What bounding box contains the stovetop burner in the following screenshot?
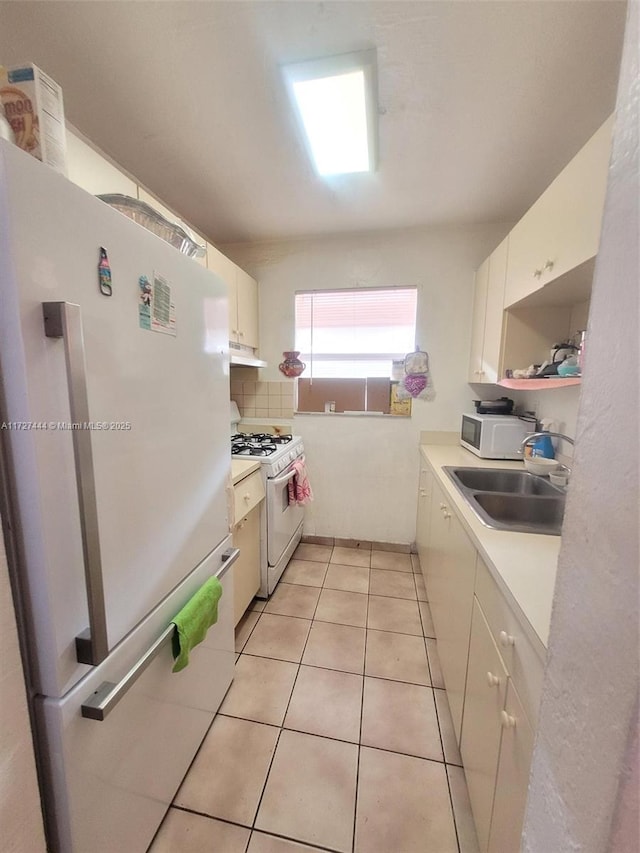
[231,432,293,456]
[232,443,278,456]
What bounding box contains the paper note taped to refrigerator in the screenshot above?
[150,273,176,336]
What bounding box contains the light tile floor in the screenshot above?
[149,545,480,853]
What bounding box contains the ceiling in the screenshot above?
[0,1,626,244]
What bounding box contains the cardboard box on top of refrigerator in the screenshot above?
[0,63,67,175]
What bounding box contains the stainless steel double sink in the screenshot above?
[443,467,566,535]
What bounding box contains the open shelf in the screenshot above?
[498,377,581,390]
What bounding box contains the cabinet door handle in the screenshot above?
[420,489,428,496]
[533,268,543,278]
[487,671,501,687]
[439,502,447,510]
[499,630,516,647]
[501,710,517,728]
[544,259,554,272]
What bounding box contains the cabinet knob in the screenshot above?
[439,502,447,510]
[420,489,428,497]
[244,493,251,501]
[487,671,501,688]
[239,331,244,337]
[544,259,554,271]
[499,630,516,647]
[533,268,543,278]
[501,710,517,728]
[442,510,451,519]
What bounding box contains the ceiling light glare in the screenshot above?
[284,51,378,177]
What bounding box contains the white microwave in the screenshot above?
[460,413,533,459]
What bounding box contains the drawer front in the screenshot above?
[233,470,265,521]
[475,557,545,727]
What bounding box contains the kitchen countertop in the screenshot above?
[231,458,261,485]
[420,444,561,656]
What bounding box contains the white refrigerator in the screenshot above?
[0,139,236,852]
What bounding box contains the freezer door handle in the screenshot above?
[80,548,240,721]
[43,301,108,667]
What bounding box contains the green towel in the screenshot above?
[171,576,223,672]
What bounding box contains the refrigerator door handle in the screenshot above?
[43,301,108,667]
[80,548,240,721]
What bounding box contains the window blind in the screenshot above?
[295,287,417,379]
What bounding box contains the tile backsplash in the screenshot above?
[231,379,295,419]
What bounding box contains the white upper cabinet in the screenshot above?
[469,238,508,384]
[504,116,613,307]
[468,257,489,382]
[207,241,238,333]
[235,266,259,351]
[207,244,260,352]
[66,131,137,198]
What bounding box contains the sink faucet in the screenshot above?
[520,431,575,453]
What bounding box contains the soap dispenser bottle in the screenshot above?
[531,418,555,459]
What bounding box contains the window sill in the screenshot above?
[294,411,411,419]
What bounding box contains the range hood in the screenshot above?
[230,352,267,368]
[229,349,267,368]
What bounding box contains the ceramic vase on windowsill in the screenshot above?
[279,351,306,378]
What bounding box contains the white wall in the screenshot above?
[223,223,508,543]
[0,526,46,852]
[523,2,639,850]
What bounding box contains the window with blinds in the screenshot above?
[294,287,418,379]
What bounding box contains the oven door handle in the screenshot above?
[271,468,297,486]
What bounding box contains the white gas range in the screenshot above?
[231,411,305,597]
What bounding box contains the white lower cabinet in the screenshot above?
[424,479,477,742]
[416,459,543,852]
[461,595,536,853]
[232,469,265,625]
[232,509,261,626]
[415,465,433,574]
[461,598,508,852]
[462,559,541,853]
[488,681,535,853]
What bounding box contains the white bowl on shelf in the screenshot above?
[524,457,560,476]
